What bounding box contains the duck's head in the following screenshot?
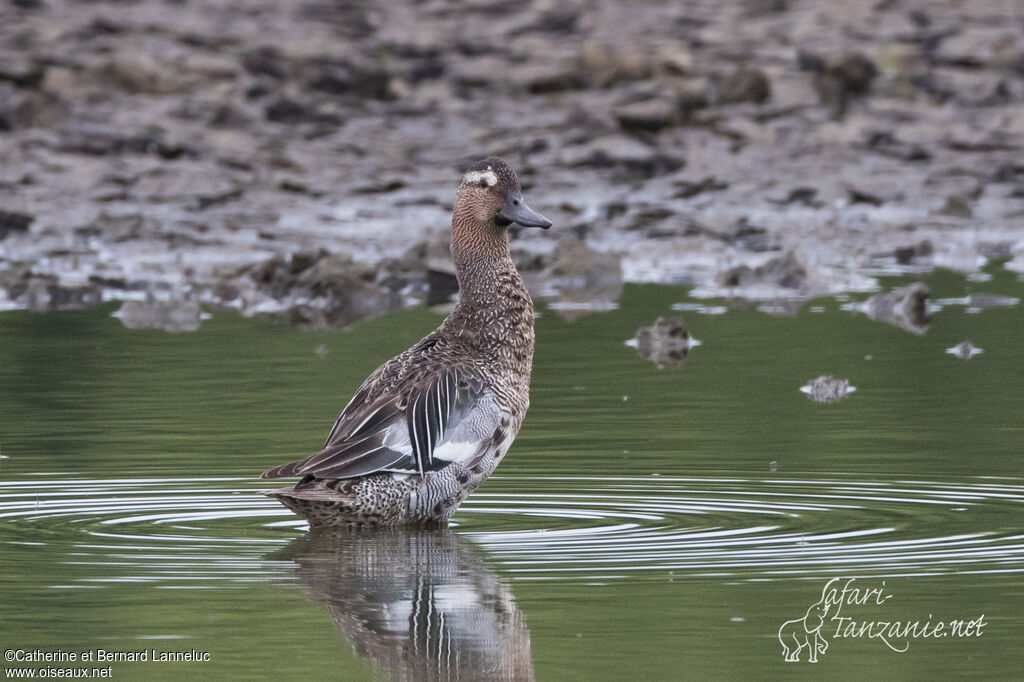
[456,157,552,230]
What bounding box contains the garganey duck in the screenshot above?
[262,157,551,527]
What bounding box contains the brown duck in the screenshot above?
[262,157,551,527]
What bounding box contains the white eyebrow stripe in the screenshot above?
[463,169,498,186]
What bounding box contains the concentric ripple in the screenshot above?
[1,475,1022,586]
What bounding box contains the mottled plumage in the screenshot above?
[263,157,551,527]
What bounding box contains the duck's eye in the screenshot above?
[478,179,488,188]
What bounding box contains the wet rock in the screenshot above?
[613,97,679,132]
[847,186,887,206]
[541,240,623,320]
[265,97,341,125]
[0,85,67,131]
[893,239,933,265]
[858,282,930,335]
[115,299,202,332]
[0,269,101,311]
[946,340,983,360]
[243,46,289,80]
[800,375,856,403]
[0,55,46,88]
[937,194,972,218]
[626,316,699,369]
[297,56,394,99]
[565,135,684,179]
[239,252,394,329]
[57,122,194,159]
[721,251,806,290]
[863,131,931,162]
[933,27,1024,69]
[672,176,729,199]
[714,67,771,105]
[725,219,779,253]
[94,57,191,95]
[805,52,877,118]
[0,211,33,240]
[510,61,586,94]
[767,187,818,207]
[991,164,1024,184]
[577,43,654,87]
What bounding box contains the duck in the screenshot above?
[262,157,552,527]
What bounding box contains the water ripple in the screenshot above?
[1,475,1022,585]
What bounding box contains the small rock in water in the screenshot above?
[800,375,856,403]
[858,282,930,335]
[946,341,983,360]
[626,316,700,368]
[769,460,778,472]
[314,344,328,358]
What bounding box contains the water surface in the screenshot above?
[1,269,1022,679]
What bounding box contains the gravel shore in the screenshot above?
[2,0,1022,327]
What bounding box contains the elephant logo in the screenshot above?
[779,578,838,663]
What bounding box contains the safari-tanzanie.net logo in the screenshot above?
[778,577,987,663]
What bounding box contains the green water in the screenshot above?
[1,270,1022,680]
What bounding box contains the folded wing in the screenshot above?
[262,368,484,481]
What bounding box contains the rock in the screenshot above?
[297,56,394,99]
[94,58,191,95]
[265,97,340,125]
[893,240,933,265]
[565,135,684,179]
[828,53,877,95]
[115,299,202,332]
[0,268,101,311]
[768,187,821,207]
[863,131,931,162]
[721,251,806,290]
[239,252,394,329]
[937,194,972,218]
[800,376,856,403]
[613,97,679,132]
[243,46,289,79]
[577,43,654,87]
[672,176,729,199]
[715,67,771,104]
[0,211,33,240]
[0,55,45,88]
[805,52,877,118]
[541,240,623,320]
[946,341,983,360]
[626,316,699,369]
[510,61,586,94]
[859,282,930,335]
[0,85,67,131]
[933,27,1024,68]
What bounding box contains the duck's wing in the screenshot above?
[261,367,487,481]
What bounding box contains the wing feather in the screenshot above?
[262,366,475,482]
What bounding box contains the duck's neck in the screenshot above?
[450,206,516,304]
[445,208,534,364]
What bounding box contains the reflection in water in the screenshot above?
[852,282,931,335]
[625,315,700,368]
[276,529,534,682]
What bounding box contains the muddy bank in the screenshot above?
[2,0,1023,326]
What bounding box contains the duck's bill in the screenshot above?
[499,192,552,229]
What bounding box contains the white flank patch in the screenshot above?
[433,441,483,464]
[463,167,498,186]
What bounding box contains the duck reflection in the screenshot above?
[277,528,533,681]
